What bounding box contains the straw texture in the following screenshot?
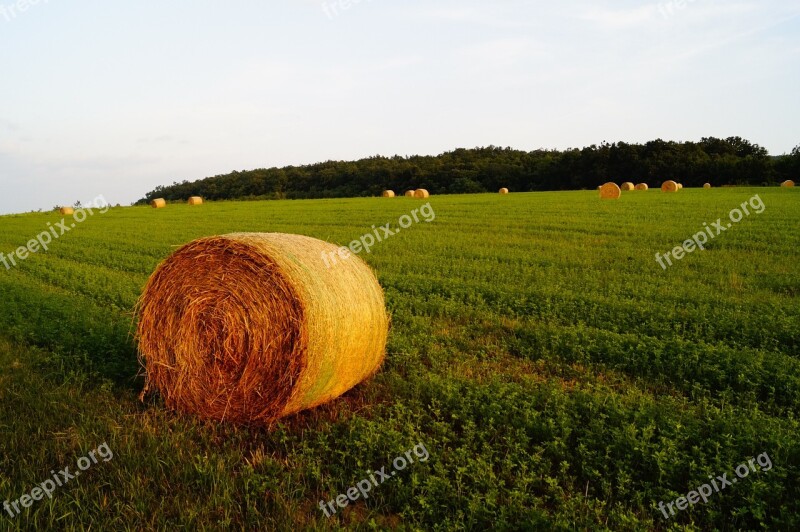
[782,180,795,188]
[414,189,430,199]
[59,207,74,215]
[499,188,509,195]
[621,182,635,191]
[188,197,203,205]
[151,199,167,208]
[135,233,389,424]
[661,181,679,193]
[404,190,415,197]
[703,183,712,189]
[634,183,648,191]
[599,182,621,199]
[382,190,396,198]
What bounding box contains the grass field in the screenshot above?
[0,188,798,530]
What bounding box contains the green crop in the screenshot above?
[0,188,797,530]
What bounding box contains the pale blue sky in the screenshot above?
[1,0,798,214]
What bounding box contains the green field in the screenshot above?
[0,189,798,530]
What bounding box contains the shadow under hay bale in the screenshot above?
[135,232,389,425]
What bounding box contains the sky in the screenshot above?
[0,0,798,214]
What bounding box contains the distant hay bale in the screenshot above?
[621,182,635,191]
[135,233,389,425]
[150,199,167,208]
[414,189,430,199]
[677,183,683,190]
[599,182,621,199]
[703,183,712,189]
[499,188,509,194]
[404,190,415,197]
[382,190,396,198]
[634,183,649,191]
[661,180,679,193]
[188,197,203,205]
[59,207,74,215]
[782,180,795,188]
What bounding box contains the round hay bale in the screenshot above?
[59,207,74,216]
[677,183,683,190]
[404,190,415,197]
[135,233,389,425]
[599,182,621,200]
[703,183,712,189]
[661,180,679,193]
[381,190,395,198]
[499,188,509,195]
[621,182,635,191]
[414,189,430,199]
[782,180,795,188]
[634,183,649,191]
[150,199,167,209]
[188,196,203,205]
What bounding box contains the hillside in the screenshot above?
[138,138,800,204]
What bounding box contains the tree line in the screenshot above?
[138,137,799,203]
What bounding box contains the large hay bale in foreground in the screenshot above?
[635,183,648,191]
[135,233,389,424]
[703,183,712,189]
[188,196,203,205]
[59,207,74,216]
[661,181,679,193]
[404,190,415,197]
[599,182,621,199]
[414,189,430,199]
[382,190,395,198]
[150,199,167,208]
[782,180,795,188]
[499,188,509,194]
[621,182,635,191]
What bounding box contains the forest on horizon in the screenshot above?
[139,137,800,203]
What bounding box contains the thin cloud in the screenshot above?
[579,5,659,30]
[405,4,543,29]
[415,6,487,23]
[0,118,20,133]
[136,135,188,145]
[458,37,550,69]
